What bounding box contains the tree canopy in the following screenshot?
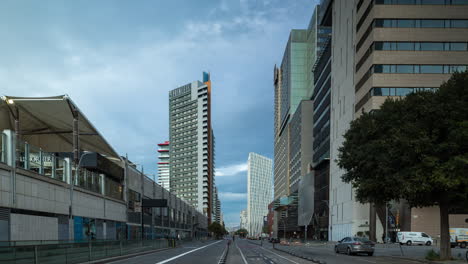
[337,71,468,259]
[235,228,248,237]
[208,222,227,239]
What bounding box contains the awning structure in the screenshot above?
[0,95,120,161]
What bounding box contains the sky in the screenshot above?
[0,0,317,228]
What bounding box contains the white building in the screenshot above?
[247,153,273,237]
[157,141,170,191]
[240,210,248,230]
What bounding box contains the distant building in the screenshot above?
[240,210,248,230]
[247,153,273,237]
[157,141,170,191]
[169,72,215,220]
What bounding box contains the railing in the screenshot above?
[0,239,176,264]
[17,140,70,184]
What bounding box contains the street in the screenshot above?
[103,238,468,264]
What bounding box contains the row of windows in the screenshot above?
[375,19,468,29]
[357,19,468,52]
[376,0,468,4]
[356,64,467,91]
[374,64,467,74]
[355,87,437,112]
[356,42,468,72]
[375,41,468,51]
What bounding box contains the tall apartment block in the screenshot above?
[169,72,215,221]
[325,0,468,241]
[247,153,273,237]
[157,141,170,191]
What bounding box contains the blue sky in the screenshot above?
[0,0,317,227]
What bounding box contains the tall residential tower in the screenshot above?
[169,72,215,220]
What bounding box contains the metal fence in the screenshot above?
[0,239,175,264]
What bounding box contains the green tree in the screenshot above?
[235,228,248,238]
[337,71,468,260]
[208,222,226,239]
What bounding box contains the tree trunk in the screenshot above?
[369,203,377,242]
[439,201,451,260]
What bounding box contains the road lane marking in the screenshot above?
[259,247,300,264]
[155,240,223,264]
[235,241,249,264]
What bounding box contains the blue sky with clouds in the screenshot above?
[0,0,317,227]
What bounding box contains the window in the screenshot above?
[396,42,414,50]
[396,65,414,73]
[420,42,444,51]
[420,20,445,28]
[420,65,443,73]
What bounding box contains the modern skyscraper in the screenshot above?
[327,0,468,241]
[273,5,331,239]
[169,72,215,220]
[247,153,273,237]
[157,141,170,191]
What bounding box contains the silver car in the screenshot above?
[335,237,375,256]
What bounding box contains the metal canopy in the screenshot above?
[0,95,120,160]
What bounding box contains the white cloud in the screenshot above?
[219,192,247,201]
[216,163,248,177]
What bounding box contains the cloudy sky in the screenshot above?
[0,0,316,227]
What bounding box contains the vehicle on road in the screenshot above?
[269,237,280,243]
[397,232,433,246]
[334,237,375,256]
[450,228,468,248]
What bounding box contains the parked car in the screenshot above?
[450,228,468,248]
[397,232,433,246]
[335,237,375,256]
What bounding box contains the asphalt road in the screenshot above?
[227,239,310,264]
[108,240,227,264]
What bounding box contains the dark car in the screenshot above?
[269,238,280,243]
[335,237,375,256]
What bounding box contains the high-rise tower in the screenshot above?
[247,153,273,237]
[169,72,215,220]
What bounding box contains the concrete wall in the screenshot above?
[330,0,372,241]
[10,213,58,241]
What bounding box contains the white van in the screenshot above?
[397,232,433,246]
[450,228,468,248]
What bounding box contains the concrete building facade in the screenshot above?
[247,153,273,237]
[169,72,215,221]
[327,0,468,241]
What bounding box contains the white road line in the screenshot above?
[259,247,300,264]
[235,241,249,264]
[349,257,376,264]
[155,240,223,264]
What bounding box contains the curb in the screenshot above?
[273,245,326,264]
